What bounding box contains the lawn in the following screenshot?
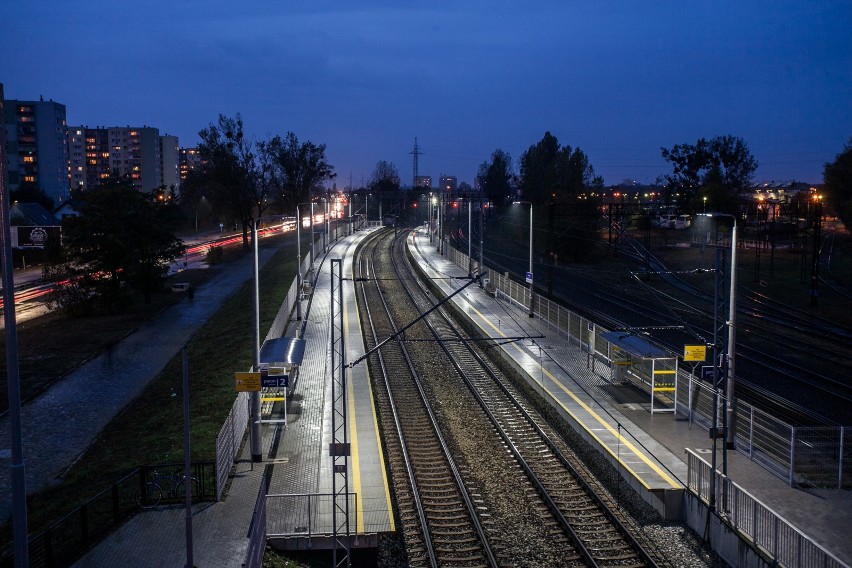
[0,234,299,549]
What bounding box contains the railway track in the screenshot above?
[355,227,674,567]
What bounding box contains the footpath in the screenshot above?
[0,234,289,523]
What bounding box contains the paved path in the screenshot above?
[0,238,291,522]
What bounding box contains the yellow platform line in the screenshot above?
[464,299,681,490]
[367,361,396,531]
[344,288,364,533]
[653,370,677,374]
[346,264,395,533]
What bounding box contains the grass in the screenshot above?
[0,234,298,551]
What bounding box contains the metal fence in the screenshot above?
[450,240,851,488]
[0,462,216,568]
[244,473,268,568]
[266,492,360,538]
[686,449,848,568]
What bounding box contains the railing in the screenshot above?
[244,473,268,568]
[452,239,851,489]
[686,450,848,568]
[0,462,216,568]
[265,492,360,538]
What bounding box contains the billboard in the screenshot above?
[13,226,61,249]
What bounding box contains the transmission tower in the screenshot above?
[410,137,422,189]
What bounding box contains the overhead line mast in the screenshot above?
[410,137,422,189]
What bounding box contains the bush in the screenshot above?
[206,246,224,264]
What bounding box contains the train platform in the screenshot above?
[262,227,395,551]
[406,226,852,563]
[74,227,394,566]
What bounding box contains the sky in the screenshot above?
[2,1,851,187]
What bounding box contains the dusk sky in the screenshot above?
[3,1,850,187]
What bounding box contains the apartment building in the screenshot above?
[3,97,70,206]
[68,126,176,192]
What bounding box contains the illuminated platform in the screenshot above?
[264,227,395,550]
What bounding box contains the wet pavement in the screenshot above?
[0,237,291,522]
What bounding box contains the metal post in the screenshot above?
[0,81,29,568]
[309,203,315,267]
[250,221,262,462]
[528,204,534,317]
[323,197,329,253]
[479,189,484,288]
[182,347,194,568]
[296,205,303,321]
[839,426,844,490]
[428,194,433,243]
[726,219,738,450]
[467,198,472,277]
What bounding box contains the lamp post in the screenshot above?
[513,201,534,318]
[250,219,262,462]
[706,213,737,449]
[467,197,472,277]
[295,203,312,321]
[703,196,707,213]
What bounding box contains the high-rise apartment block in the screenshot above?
[67,126,178,192]
[160,135,179,190]
[3,97,70,206]
[439,175,457,192]
[179,147,203,186]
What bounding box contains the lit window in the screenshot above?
[22,156,35,163]
[23,176,35,182]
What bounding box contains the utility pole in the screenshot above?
[1,82,30,568]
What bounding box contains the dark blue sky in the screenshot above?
[3,1,850,186]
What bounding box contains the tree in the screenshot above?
[10,181,54,211]
[273,132,336,210]
[370,161,400,192]
[48,175,185,312]
[477,149,513,211]
[519,132,599,204]
[196,113,274,247]
[823,140,852,230]
[660,135,757,205]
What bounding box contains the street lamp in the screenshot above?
[703,196,707,213]
[699,212,738,507]
[295,203,313,321]
[513,201,534,318]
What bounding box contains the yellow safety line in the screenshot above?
[343,294,364,533]
[351,257,396,532]
[464,299,681,490]
[260,397,285,402]
[367,359,396,531]
[652,388,676,392]
[653,370,677,374]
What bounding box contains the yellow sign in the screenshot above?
[683,345,707,362]
[235,372,261,392]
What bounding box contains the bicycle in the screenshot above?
[135,469,202,509]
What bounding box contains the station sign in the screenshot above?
[234,372,261,392]
[683,345,707,362]
[525,271,533,284]
[261,375,289,389]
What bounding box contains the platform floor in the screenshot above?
[264,227,394,547]
[406,226,852,562]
